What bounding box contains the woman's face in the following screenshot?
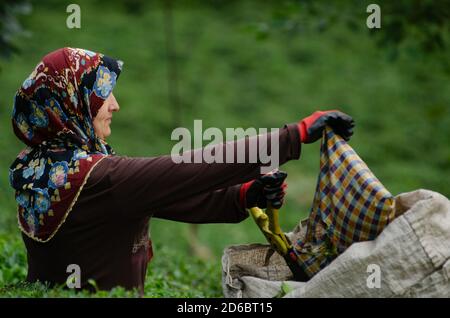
[93,93,120,140]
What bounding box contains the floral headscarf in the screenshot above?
[9,47,123,242]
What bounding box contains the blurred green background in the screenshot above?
[0,0,449,297]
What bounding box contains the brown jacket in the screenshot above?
[22,124,301,294]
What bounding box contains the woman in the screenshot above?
[9,47,354,294]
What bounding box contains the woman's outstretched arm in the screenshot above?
[82,123,300,219]
[152,184,247,223]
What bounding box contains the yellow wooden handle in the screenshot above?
[267,204,291,241]
[249,206,291,256]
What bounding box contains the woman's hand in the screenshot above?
[299,110,355,143]
[240,171,288,209]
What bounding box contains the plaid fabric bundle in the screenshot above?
[293,127,396,278]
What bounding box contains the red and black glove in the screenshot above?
[240,171,288,209]
[298,110,355,144]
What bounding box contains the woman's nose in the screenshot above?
[110,99,120,112]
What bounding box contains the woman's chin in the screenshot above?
[104,127,112,139]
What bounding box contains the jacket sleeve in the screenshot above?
[84,123,301,220]
[152,184,248,223]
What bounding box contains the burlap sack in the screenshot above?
[222,189,450,298]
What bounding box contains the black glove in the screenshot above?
[299,110,355,144]
[242,171,288,209]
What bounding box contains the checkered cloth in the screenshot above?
[293,127,396,278]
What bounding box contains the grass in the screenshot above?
[0,0,449,297]
[0,234,222,297]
